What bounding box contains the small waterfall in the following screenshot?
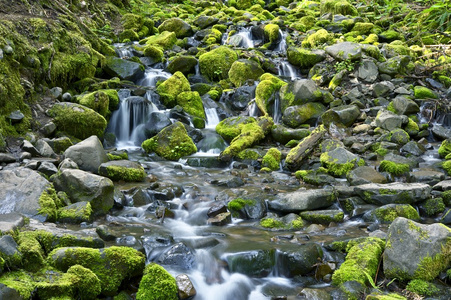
[205,108,220,129]
[273,30,287,53]
[272,92,282,124]
[139,68,172,87]
[228,28,255,49]
[114,43,135,59]
[278,61,300,80]
[108,92,157,148]
[247,100,261,118]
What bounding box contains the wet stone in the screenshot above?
[176,274,197,299]
[207,204,228,218]
[0,153,16,163]
[7,110,24,124]
[207,212,231,226]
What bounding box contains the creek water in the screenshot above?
[102,31,443,299]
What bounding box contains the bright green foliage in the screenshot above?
[438,139,451,158]
[136,264,177,300]
[264,24,279,43]
[199,46,238,81]
[0,270,35,299]
[379,160,410,176]
[143,45,164,62]
[156,71,191,107]
[301,29,333,48]
[142,122,197,161]
[260,218,284,228]
[142,31,177,50]
[443,160,451,175]
[406,279,440,297]
[414,86,438,99]
[300,210,344,224]
[104,165,146,182]
[261,148,281,171]
[228,59,264,87]
[67,265,102,300]
[332,238,385,286]
[176,91,206,119]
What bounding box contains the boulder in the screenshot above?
[142,122,197,161]
[157,243,195,270]
[21,140,40,156]
[270,125,311,144]
[0,235,22,269]
[225,250,275,277]
[143,31,177,50]
[64,136,108,174]
[357,59,378,83]
[268,188,336,213]
[0,283,21,300]
[0,168,50,217]
[325,42,362,61]
[391,95,419,115]
[278,243,324,277]
[320,147,362,177]
[383,217,451,281]
[287,47,326,69]
[156,71,191,108]
[48,102,107,140]
[166,56,198,76]
[228,59,264,87]
[225,85,256,111]
[37,161,58,177]
[355,183,431,205]
[0,153,16,163]
[409,170,445,186]
[199,46,238,81]
[325,104,361,127]
[104,56,144,81]
[300,209,344,224]
[0,213,25,234]
[378,55,410,75]
[282,103,326,128]
[36,139,55,157]
[176,274,197,299]
[158,18,193,38]
[144,112,172,138]
[193,15,218,29]
[347,166,387,186]
[57,201,92,224]
[136,263,178,300]
[363,204,420,223]
[279,79,323,111]
[98,160,146,182]
[375,109,403,131]
[372,81,395,97]
[207,212,232,226]
[52,169,114,216]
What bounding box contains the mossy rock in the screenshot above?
[320,147,362,177]
[143,45,164,63]
[48,246,145,296]
[98,160,146,182]
[379,160,410,176]
[104,56,144,81]
[119,29,139,42]
[368,204,420,223]
[263,23,280,44]
[156,71,191,107]
[261,148,281,171]
[438,139,451,158]
[282,102,326,128]
[48,102,107,140]
[300,209,344,224]
[301,29,333,48]
[320,0,358,16]
[228,59,264,87]
[414,86,438,99]
[142,122,197,161]
[143,31,177,50]
[199,46,238,81]
[136,264,177,300]
[255,73,287,115]
[352,22,374,35]
[166,55,197,76]
[287,47,326,69]
[77,91,110,118]
[57,201,93,224]
[157,18,193,38]
[216,116,257,142]
[176,91,206,119]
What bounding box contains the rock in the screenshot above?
[62,92,72,102]
[347,166,387,186]
[64,135,108,173]
[409,170,445,186]
[166,56,198,76]
[0,153,16,163]
[49,246,145,296]
[52,169,114,216]
[136,263,178,300]
[400,141,426,156]
[383,217,451,281]
[433,180,451,191]
[378,55,410,75]
[326,104,361,127]
[0,168,50,217]
[199,46,238,81]
[57,201,92,224]
[375,109,403,131]
[279,79,323,111]
[104,57,144,81]
[0,235,22,269]
[0,283,21,300]
[372,81,395,97]
[158,18,193,38]
[225,85,255,111]
[320,147,362,177]
[278,243,324,277]
[268,188,336,213]
[432,124,451,140]
[228,59,264,87]
[21,140,40,156]
[176,274,197,299]
[357,59,378,83]
[143,31,177,50]
[298,288,332,300]
[98,160,146,182]
[391,95,420,115]
[142,122,197,161]
[355,183,431,205]
[225,250,275,277]
[96,224,118,241]
[48,102,107,140]
[207,204,228,218]
[193,15,218,29]
[6,110,24,124]
[157,242,195,270]
[282,102,326,128]
[325,42,362,61]
[144,112,172,138]
[58,158,78,170]
[271,125,311,144]
[49,87,63,99]
[156,71,191,108]
[363,204,420,223]
[41,121,57,137]
[207,212,232,226]
[36,139,55,158]
[37,161,58,177]
[300,209,344,224]
[0,213,25,234]
[287,47,326,68]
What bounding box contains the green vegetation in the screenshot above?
[379,160,410,176]
[261,148,281,171]
[406,279,439,297]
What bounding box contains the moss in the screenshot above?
[228,198,256,212]
[301,29,333,48]
[422,198,445,216]
[404,118,419,136]
[142,31,177,50]
[156,71,191,107]
[105,165,146,182]
[0,270,35,299]
[228,59,264,87]
[264,24,279,44]
[301,210,344,224]
[236,148,262,160]
[374,205,419,223]
[414,86,438,99]
[38,187,62,222]
[48,246,145,296]
[176,91,206,119]
[220,120,266,159]
[119,29,139,42]
[442,190,451,206]
[365,294,406,300]
[107,152,128,161]
[17,232,46,272]
[352,22,374,35]
[198,46,238,81]
[320,152,357,177]
[328,71,344,91]
[413,238,451,281]
[332,238,385,286]
[321,0,358,16]
[442,160,451,175]
[379,160,410,176]
[58,202,92,224]
[255,73,287,115]
[136,263,177,300]
[77,91,110,118]
[260,218,284,229]
[143,45,164,62]
[216,116,257,142]
[48,103,107,140]
[207,89,220,100]
[438,139,451,158]
[142,122,197,161]
[261,148,281,171]
[406,279,439,297]
[66,265,101,300]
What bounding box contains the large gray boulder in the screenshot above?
[64,136,108,174]
[391,95,419,115]
[383,217,451,281]
[347,166,387,186]
[268,188,336,213]
[279,79,323,111]
[104,56,144,81]
[270,125,311,144]
[358,59,378,83]
[52,169,114,216]
[0,213,25,234]
[355,183,431,205]
[326,105,361,127]
[325,42,362,61]
[278,243,324,277]
[282,103,326,128]
[375,109,403,131]
[0,168,50,217]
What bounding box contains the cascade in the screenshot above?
[228,27,255,49]
[114,43,135,59]
[278,61,300,80]
[273,30,287,53]
[272,92,282,124]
